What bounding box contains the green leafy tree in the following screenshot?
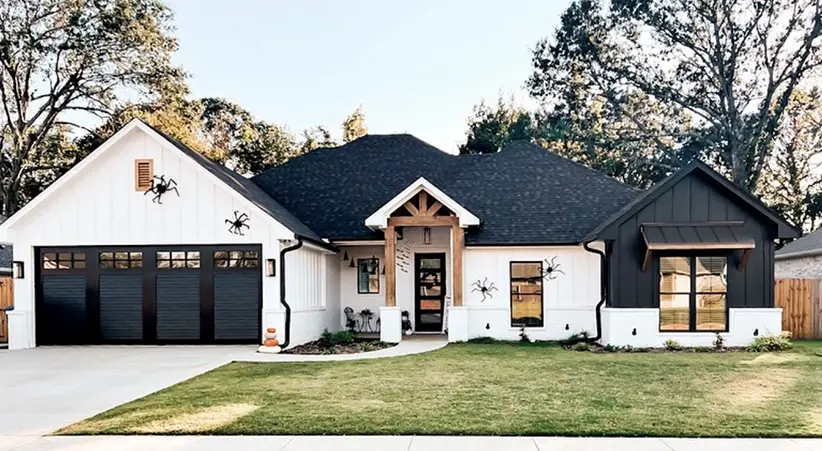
[759,89,822,230]
[300,125,337,153]
[199,98,298,174]
[0,0,183,214]
[459,96,537,155]
[528,0,822,192]
[342,106,367,142]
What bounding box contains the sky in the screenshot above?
[165,0,571,153]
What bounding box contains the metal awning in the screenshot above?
[639,221,755,271]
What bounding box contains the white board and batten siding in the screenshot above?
[461,244,603,341]
[2,125,320,348]
[273,247,342,347]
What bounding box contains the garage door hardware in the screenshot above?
[143,175,179,204]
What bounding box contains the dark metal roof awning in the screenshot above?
[640,221,755,271]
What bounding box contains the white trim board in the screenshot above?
[364,177,480,229]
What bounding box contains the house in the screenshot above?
[0,119,798,350]
[775,227,822,278]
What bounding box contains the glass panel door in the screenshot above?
[415,253,446,332]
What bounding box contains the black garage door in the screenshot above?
[36,246,261,345]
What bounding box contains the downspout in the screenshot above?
[279,236,304,348]
[565,240,608,345]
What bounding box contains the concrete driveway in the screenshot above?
[0,346,253,437]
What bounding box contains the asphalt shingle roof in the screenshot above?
[252,135,640,244]
[776,227,822,259]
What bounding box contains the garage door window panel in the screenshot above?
[100,251,143,269]
[43,252,86,270]
[214,250,259,269]
[157,251,200,269]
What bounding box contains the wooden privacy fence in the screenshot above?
[775,278,822,339]
[0,276,13,343]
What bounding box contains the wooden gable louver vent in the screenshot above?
[134,159,154,191]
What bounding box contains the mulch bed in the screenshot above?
[283,339,394,355]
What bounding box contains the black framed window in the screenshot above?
[659,256,727,332]
[357,258,380,294]
[510,261,543,327]
[100,251,143,269]
[42,252,86,270]
[214,250,259,268]
[156,251,200,269]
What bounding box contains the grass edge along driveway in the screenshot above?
[59,341,822,437]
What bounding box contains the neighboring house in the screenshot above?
[775,228,822,278]
[0,119,799,350]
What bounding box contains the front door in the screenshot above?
[414,253,446,332]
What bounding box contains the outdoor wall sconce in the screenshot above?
[485,323,490,330]
[342,250,349,261]
[631,328,637,336]
[753,328,759,337]
[348,259,356,268]
[381,265,385,275]
[565,323,570,330]
[12,261,24,279]
[265,259,276,277]
[423,226,432,245]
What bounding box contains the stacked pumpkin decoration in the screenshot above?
[258,327,282,354]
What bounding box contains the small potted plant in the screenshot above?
[401,310,413,335]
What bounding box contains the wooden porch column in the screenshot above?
[385,224,396,306]
[452,224,464,307]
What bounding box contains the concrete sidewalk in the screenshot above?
[2,436,822,451]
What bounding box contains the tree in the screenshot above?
[299,125,336,153]
[0,0,183,214]
[759,89,822,230]
[199,97,299,174]
[459,94,689,188]
[528,0,822,192]
[459,96,537,155]
[342,106,367,142]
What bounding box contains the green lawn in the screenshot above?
[60,341,822,437]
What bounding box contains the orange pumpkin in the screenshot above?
[263,339,280,347]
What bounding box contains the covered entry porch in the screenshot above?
[341,177,479,342]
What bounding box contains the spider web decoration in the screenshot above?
[143,175,179,204]
[541,256,565,281]
[226,211,250,235]
[471,277,498,302]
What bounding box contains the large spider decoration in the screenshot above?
[541,256,566,281]
[471,277,499,302]
[226,211,250,235]
[143,175,179,204]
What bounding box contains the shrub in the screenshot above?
[318,329,356,348]
[663,339,682,351]
[713,332,725,350]
[693,346,713,353]
[633,347,651,353]
[747,332,793,352]
[622,345,633,352]
[570,342,590,352]
[567,330,591,342]
[603,344,619,352]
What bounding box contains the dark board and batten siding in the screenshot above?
[602,173,776,309]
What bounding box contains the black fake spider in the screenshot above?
[471,277,499,302]
[143,175,179,204]
[226,211,250,235]
[541,256,565,281]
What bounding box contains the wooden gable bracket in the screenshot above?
[642,248,652,272]
[403,201,420,216]
[402,191,447,218]
[738,248,752,271]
